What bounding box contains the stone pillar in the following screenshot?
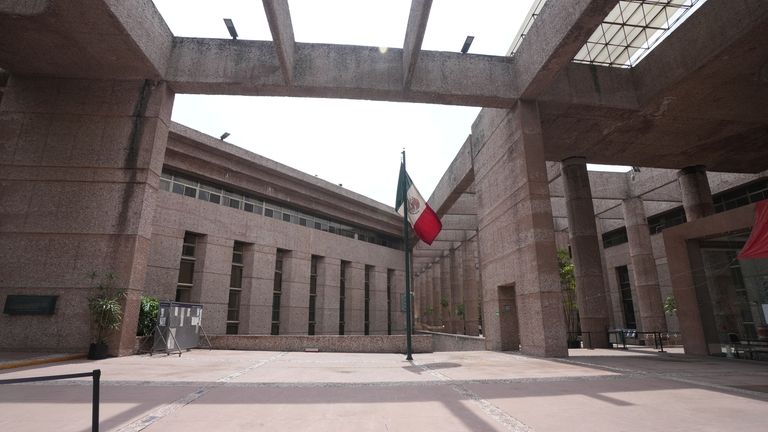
[473,103,567,357]
[143,227,185,302]
[316,257,341,335]
[450,247,465,334]
[416,273,426,328]
[439,254,453,332]
[0,76,174,355]
[191,235,233,335]
[622,197,666,332]
[462,237,481,336]
[677,165,715,221]
[431,264,441,326]
[561,157,610,347]
[391,269,406,334]
[279,251,310,335]
[369,266,388,335]
[595,218,617,328]
[344,262,365,335]
[241,245,276,334]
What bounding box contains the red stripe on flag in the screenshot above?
[413,204,442,245]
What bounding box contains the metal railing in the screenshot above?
[568,330,677,352]
[0,369,101,431]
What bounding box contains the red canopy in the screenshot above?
[738,200,768,259]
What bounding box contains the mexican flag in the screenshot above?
[396,163,442,245]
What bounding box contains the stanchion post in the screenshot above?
[92,369,100,432]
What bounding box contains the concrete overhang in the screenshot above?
[165,123,402,238]
[0,0,172,79]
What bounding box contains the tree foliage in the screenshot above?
[137,296,160,336]
[87,272,126,344]
[557,249,580,337]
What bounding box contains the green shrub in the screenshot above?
[137,296,160,336]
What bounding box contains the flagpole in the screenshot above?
[402,150,414,361]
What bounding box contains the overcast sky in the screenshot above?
[153,0,627,207]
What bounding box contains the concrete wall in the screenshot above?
[145,182,405,337]
[206,334,432,353]
[0,77,173,355]
[424,331,487,352]
[602,233,678,333]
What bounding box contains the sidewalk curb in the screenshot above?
[0,354,87,370]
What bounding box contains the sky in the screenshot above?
[153,0,628,207]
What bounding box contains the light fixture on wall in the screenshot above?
[224,18,238,40]
[220,132,230,140]
[461,36,474,54]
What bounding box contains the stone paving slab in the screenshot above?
[0,349,766,431]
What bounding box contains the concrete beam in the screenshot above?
[402,0,432,89]
[444,193,477,216]
[262,0,295,85]
[428,136,474,215]
[0,0,173,79]
[634,0,768,106]
[441,214,478,231]
[166,39,519,107]
[513,0,618,98]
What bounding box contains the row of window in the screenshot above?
[602,178,767,249]
[174,232,396,335]
[160,169,401,249]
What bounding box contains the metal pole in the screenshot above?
[92,369,100,432]
[402,150,414,361]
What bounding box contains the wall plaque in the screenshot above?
[3,295,58,315]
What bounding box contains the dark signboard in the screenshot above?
[152,302,204,352]
[4,295,58,315]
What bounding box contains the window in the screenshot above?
[387,269,394,335]
[339,261,347,335]
[176,232,197,302]
[159,169,403,250]
[602,227,628,248]
[617,266,636,329]
[713,179,768,213]
[226,242,244,334]
[647,207,686,234]
[309,256,318,335]
[364,265,372,335]
[271,250,284,335]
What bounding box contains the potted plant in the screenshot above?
[87,272,126,359]
[557,249,581,348]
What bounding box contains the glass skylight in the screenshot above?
[573,0,707,68]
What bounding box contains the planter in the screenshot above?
[87,342,109,360]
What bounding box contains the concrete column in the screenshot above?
[439,254,453,332]
[191,235,233,335]
[369,266,388,335]
[473,103,567,357]
[279,250,310,335]
[344,262,365,335]
[0,76,174,355]
[241,245,276,334]
[462,237,481,336]
[595,218,617,328]
[622,197,666,332]
[431,264,441,326]
[316,258,341,335]
[391,269,406,334]
[561,157,610,347]
[450,247,465,334]
[677,165,715,221]
[143,227,185,302]
[415,273,425,328]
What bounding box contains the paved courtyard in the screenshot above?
[0,348,767,431]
